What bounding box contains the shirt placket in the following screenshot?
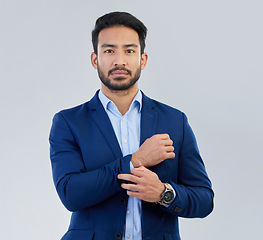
[120,114,133,239]
[121,114,129,156]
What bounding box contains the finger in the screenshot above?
[164,145,174,152]
[159,133,170,140]
[130,167,149,177]
[117,174,140,183]
[121,183,140,192]
[162,139,173,146]
[151,134,169,140]
[127,190,142,199]
[166,152,175,159]
[131,165,146,172]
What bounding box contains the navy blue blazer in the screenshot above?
[49,91,214,240]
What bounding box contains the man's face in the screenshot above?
[91,26,148,91]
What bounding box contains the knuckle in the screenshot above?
[140,178,146,185]
[137,178,142,185]
[164,133,169,138]
[154,136,159,142]
[160,152,166,159]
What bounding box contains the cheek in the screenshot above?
[129,57,141,68]
[98,57,112,69]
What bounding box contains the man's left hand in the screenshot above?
[117,166,165,203]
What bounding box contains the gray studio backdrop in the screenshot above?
[1,0,262,239]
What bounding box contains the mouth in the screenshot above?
[108,68,132,78]
[110,70,129,78]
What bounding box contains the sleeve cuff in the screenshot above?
[129,160,134,170]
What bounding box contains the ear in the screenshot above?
[140,52,148,70]
[91,52,98,69]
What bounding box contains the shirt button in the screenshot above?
[115,233,122,239]
[127,210,130,214]
[172,206,182,212]
[120,198,126,204]
[123,139,127,143]
[127,234,131,238]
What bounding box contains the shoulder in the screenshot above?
[51,101,88,124]
[50,102,90,131]
[153,99,183,115]
[142,92,186,119]
[58,102,89,118]
[54,91,100,121]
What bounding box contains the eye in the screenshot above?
[104,49,113,53]
[126,49,135,53]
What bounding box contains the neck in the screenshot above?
[101,84,139,115]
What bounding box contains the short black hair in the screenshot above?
[92,12,147,54]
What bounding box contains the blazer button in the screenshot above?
[120,198,126,204]
[115,233,122,239]
[172,206,182,212]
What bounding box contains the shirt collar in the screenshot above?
[98,89,142,113]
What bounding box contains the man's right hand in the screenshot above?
[131,134,175,168]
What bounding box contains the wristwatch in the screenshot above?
[158,183,175,206]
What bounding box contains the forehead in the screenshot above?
[97,26,140,46]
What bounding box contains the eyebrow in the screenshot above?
[101,44,139,48]
[124,44,139,48]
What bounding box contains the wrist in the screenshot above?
[131,152,142,168]
[158,183,166,201]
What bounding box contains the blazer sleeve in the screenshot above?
[49,112,131,212]
[163,113,214,218]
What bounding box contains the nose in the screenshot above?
[113,52,126,66]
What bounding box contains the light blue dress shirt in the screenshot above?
[99,90,142,240]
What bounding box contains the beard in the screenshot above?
[97,64,141,91]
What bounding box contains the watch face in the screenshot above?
[163,191,174,203]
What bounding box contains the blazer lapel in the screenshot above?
[88,91,123,159]
[140,93,157,145]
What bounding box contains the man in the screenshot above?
[49,12,214,240]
